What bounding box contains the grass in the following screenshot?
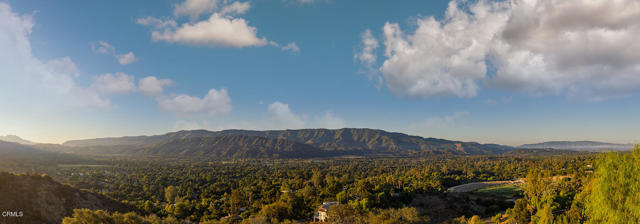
[474,184,525,198]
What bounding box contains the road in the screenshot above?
[446,179,525,193]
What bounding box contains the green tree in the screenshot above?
[336,191,348,204]
[164,185,178,204]
[585,145,640,223]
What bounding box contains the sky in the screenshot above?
[1,0,639,146]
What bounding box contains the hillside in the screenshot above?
[138,135,328,159]
[519,141,634,151]
[0,172,136,224]
[62,128,513,155]
[0,135,35,145]
[0,140,80,162]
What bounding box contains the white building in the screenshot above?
[313,202,338,222]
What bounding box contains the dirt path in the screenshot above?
[446,179,525,193]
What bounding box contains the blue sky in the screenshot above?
[1,0,639,145]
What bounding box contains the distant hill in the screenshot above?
[503,148,585,156]
[0,140,77,161]
[62,128,513,156]
[62,129,215,147]
[0,135,36,145]
[0,172,136,224]
[519,141,634,151]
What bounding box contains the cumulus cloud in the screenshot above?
[140,0,295,49]
[90,41,115,55]
[280,42,300,53]
[379,1,509,98]
[136,16,177,29]
[261,102,346,130]
[116,52,139,65]
[91,41,139,65]
[264,101,306,129]
[354,29,379,75]
[149,13,267,48]
[362,0,640,101]
[315,112,346,129]
[0,3,110,109]
[174,0,219,19]
[219,1,250,16]
[91,72,136,95]
[138,76,173,96]
[46,57,80,77]
[156,88,232,117]
[487,0,640,101]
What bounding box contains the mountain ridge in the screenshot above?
[519,141,634,151]
[0,135,36,145]
[61,128,513,156]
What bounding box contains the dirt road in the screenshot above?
[446,179,525,193]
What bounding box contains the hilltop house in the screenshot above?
[313,202,338,222]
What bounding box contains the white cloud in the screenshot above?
[0,3,110,109]
[46,57,80,77]
[91,41,139,65]
[140,0,294,49]
[174,0,219,19]
[364,0,640,101]
[262,102,346,130]
[136,16,177,29]
[377,1,509,98]
[354,29,379,75]
[281,42,300,53]
[91,72,136,95]
[220,1,250,16]
[156,88,232,117]
[150,13,267,48]
[138,76,173,96]
[315,111,346,129]
[264,101,306,129]
[487,0,640,101]
[116,52,139,65]
[180,102,346,131]
[90,41,115,55]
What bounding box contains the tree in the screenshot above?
[62,209,114,224]
[327,204,359,224]
[365,207,426,224]
[585,145,640,223]
[229,189,244,215]
[336,191,349,204]
[165,185,178,204]
[258,201,289,222]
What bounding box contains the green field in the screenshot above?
[474,184,525,198]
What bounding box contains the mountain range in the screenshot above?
[59,128,514,158]
[519,141,634,151]
[4,129,634,160]
[0,135,36,145]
